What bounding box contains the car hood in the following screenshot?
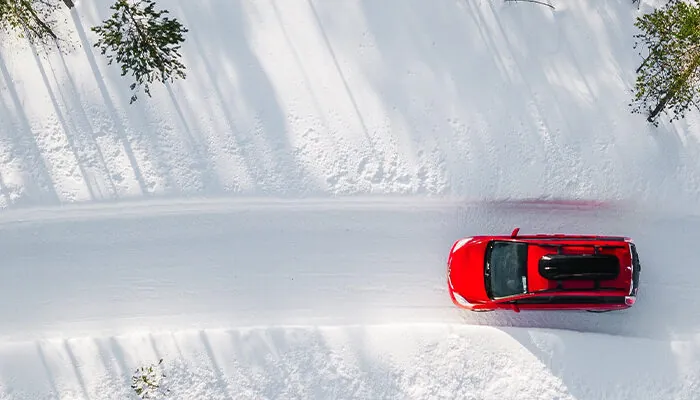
[448,238,490,302]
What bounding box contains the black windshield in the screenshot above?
[484,241,528,299]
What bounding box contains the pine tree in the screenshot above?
[0,0,188,104]
[631,0,700,126]
[0,0,63,46]
[91,0,188,104]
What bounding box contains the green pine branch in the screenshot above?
[0,0,188,104]
[631,0,700,126]
[0,0,62,46]
[91,0,188,103]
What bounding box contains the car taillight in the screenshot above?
[625,296,636,306]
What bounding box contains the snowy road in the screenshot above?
[1,198,698,342]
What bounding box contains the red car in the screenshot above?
[446,228,641,312]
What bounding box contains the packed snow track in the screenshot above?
[1,197,697,342]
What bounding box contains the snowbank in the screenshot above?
[1,325,697,400]
[1,0,700,211]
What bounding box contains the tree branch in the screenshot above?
[123,3,168,74]
[648,52,700,121]
[22,0,57,40]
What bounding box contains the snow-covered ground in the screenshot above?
[3,323,698,400]
[1,0,700,398]
[2,0,700,210]
[2,199,699,399]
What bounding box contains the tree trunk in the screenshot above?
[648,54,700,122]
[648,91,673,122]
[637,43,664,74]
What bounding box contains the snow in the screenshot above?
[2,198,699,399]
[3,0,700,209]
[2,325,698,400]
[1,0,700,398]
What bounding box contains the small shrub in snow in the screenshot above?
[131,358,169,399]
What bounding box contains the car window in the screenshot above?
[485,241,528,299]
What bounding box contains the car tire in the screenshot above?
[471,309,494,312]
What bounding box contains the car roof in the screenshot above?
[522,239,633,295]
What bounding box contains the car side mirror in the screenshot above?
[510,227,520,238]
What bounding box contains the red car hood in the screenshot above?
[448,238,490,302]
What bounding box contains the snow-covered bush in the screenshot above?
[131,358,169,399]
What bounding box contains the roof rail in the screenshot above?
[539,243,626,255]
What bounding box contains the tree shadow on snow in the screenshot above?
[503,326,698,400]
[228,326,407,399]
[71,11,152,197]
[306,0,700,206]
[173,0,320,196]
[0,52,59,206]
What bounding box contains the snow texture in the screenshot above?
[1,0,700,399]
[1,325,698,400]
[0,0,699,210]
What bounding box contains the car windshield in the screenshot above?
[484,241,528,299]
